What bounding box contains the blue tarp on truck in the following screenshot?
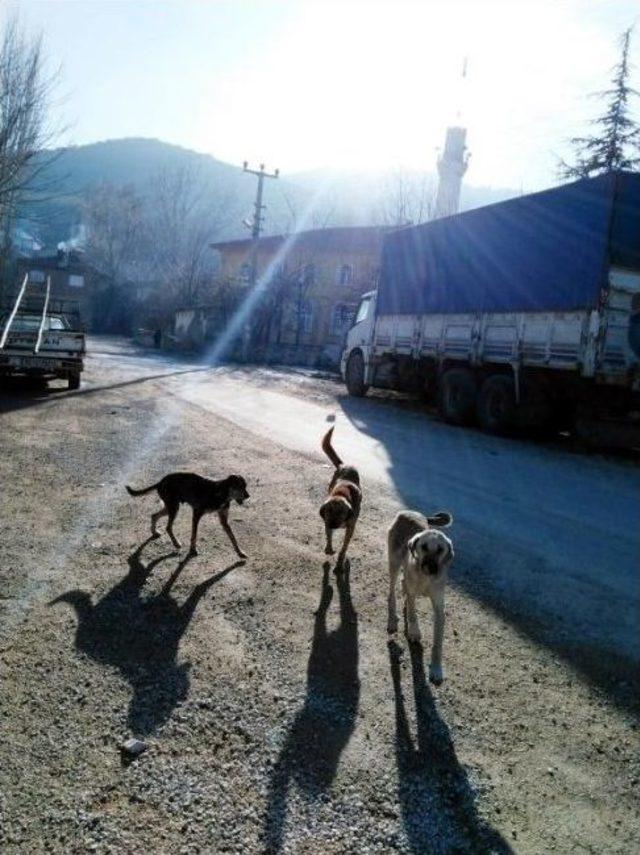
[378,171,640,316]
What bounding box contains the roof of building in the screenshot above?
[211,225,391,254]
[18,250,88,272]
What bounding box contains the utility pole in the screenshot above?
[242,161,279,360]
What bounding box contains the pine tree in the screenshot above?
[560,27,640,179]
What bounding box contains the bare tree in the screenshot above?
[560,27,640,179]
[275,187,338,235]
[0,13,59,288]
[145,165,232,309]
[375,168,435,226]
[83,183,145,331]
[84,183,144,282]
[83,166,236,332]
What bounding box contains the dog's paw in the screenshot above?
[429,663,444,685]
[150,531,161,540]
[324,545,335,555]
[387,618,399,635]
[236,550,248,560]
[188,546,199,557]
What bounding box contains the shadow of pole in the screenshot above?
[50,540,244,736]
[0,367,211,415]
[262,563,359,853]
[389,640,513,854]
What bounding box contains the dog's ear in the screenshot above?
[442,537,454,566]
[408,533,420,560]
[319,503,326,520]
[427,511,453,528]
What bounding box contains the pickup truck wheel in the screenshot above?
[346,352,368,397]
[477,374,516,434]
[438,368,476,425]
[68,373,81,391]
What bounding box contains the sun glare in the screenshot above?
[196,0,614,187]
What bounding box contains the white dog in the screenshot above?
[387,509,454,684]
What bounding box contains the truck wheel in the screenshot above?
[438,368,476,425]
[68,373,81,391]
[346,352,368,397]
[477,374,516,434]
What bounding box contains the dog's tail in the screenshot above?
[427,511,453,528]
[321,426,343,469]
[125,481,160,498]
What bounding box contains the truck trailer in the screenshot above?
[340,171,640,443]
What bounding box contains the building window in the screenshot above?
[331,303,354,336]
[28,270,45,284]
[299,299,313,334]
[338,264,353,285]
[69,274,85,288]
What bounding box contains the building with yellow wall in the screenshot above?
[211,226,387,368]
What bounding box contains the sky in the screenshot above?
[8,0,640,191]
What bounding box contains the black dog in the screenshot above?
[126,472,249,558]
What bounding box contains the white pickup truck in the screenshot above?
[0,296,85,390]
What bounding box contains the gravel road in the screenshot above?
[0,338,638,854]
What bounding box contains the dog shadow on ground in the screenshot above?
[263,562,360,853]
[389,640,512,854]
[51,538,244,737]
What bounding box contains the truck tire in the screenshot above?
[68,372,81,391]
[345,352,368,397]
[438,368,476,425]
[477,374,516,434]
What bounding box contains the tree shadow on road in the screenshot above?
[50,539,244,736]
[263,562,360,853]
[389,640,513,854]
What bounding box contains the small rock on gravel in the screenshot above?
[120,738,147,757]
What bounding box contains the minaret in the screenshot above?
[434,58,470,219]
[434,126,469,219]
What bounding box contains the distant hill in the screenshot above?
[20,137,518,249]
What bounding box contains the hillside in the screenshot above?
[20,137,517,249]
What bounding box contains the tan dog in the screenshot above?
[319,427,361,571]
[387,510,454,684]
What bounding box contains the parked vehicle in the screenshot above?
[341,171,640,444]
[0,274,85,390]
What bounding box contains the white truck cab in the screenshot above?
[340,290,376,395]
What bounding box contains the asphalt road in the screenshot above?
[87,338,640,684]
[1,335,638,854]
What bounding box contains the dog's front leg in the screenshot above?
[335,520,355,571]
[324,525,335,555]
[405,590,421,643]
[429,589,446,684]
[218,508,247,559]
